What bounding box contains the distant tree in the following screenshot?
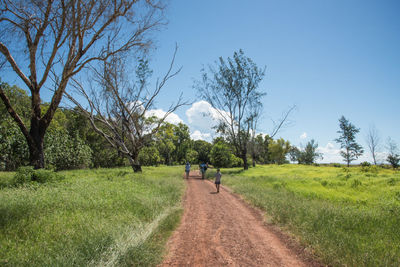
[138,146,161,166]
[335,116,364,167]
[185,149,199,164]
[210,141,235,168]
[365,125,381,165]
[386,137,400,169]
[155,123,176,165]
[193,140,213,163]
[268,138,291,164]
[0,0,165,169]
[196,49,266,170]
[290,139,323,164]
[289,146,301,163]
[173,123,191,164]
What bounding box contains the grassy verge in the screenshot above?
[219,164,400,267]
[0,166,185,266]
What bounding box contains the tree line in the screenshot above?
[1,1,398,173]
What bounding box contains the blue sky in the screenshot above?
[2,0,399,163]
[148,0,400,163]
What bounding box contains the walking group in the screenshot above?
[185,162,222,193]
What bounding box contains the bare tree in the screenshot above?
[0,0,165,169]
[365,124,381,165]
[66,47,185,172]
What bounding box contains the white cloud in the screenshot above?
[185,101,229,132]
[190,130,212,141]
[300,132,307,139]
[146,109,183,125]
[316,142,342,163]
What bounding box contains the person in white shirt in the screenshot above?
[215,168,222,193]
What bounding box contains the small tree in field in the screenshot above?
[386,137,400,169]
[335,116,363,167]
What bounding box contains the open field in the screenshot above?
[0,166,185,266]
[210,164,400,266]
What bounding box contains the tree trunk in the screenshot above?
[28,119,46,169]
[128,155,142,172]
[252,152,256,167]
[242,148,248,170]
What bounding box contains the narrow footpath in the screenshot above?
[160,171,315,266]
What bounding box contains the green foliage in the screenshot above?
[210,141,235,168]
[222,164,400,266]
[387,154,400,169]
[0,166,184,266]
[193,140,212,163]
[11,166,64,186]
[268,138,291,164]
[12,166,34,186]
[0,121,29,171]
[360,161,371,167]
[138,146,161,166]
[335,116,364,166]
[45,129,92,170]
[290,140,322,165]
[185,149,199,164]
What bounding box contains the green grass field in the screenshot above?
[212,164,400,267]
[0,166,185,266]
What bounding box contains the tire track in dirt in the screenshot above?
[160,171,316,266]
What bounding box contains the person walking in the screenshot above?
[185,162,191,179]
[199,162,207,179]
[215,168,222,193]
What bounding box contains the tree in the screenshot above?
[0,0,165,169]
[193,140,213,163]
[335,116,363,167]
[67,49,185,172]
[268,138,291,164]
[172,123,191,164]
[196,49,266,170]
[138,146,160,166]
[210,141,235,168]
[386,137,400,169]
[290,139,323,164]
[155,122,176,165]
[365,125,381,165]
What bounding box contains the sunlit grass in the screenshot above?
[0,166,185,266]
[220,164,400,267]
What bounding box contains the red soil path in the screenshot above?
[160,171,320,266]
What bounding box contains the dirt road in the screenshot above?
[160,171,315,266]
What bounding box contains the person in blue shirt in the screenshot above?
[199,162,207,179]
[185,162,191,179]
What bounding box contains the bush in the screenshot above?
[32,169,65,183]
[230,154,243,167]
[12,166,64,186]
[13,166,34,186]
[331,163,342,168]
[139,146,161,166]
[360,161,371,167]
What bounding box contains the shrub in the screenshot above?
[12,166,64,186]
[12,166,34,185]
[360,161,371,167]
[331,163,342,168]
[32,169,65,183]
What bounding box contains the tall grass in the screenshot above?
[221,164,400,266]
[0,166,185,266]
